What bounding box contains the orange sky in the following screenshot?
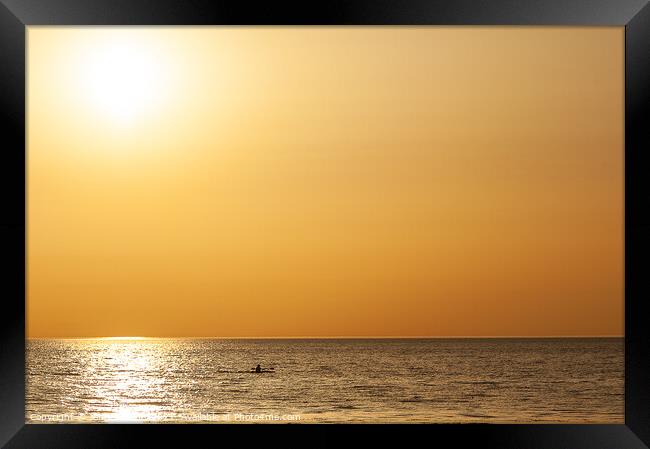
[27,27,623,338]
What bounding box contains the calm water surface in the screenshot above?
[27,338,623,423]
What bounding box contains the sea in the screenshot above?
[26,337,623,423]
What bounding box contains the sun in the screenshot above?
[79,35,171,124]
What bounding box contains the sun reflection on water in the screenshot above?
[107,406,142,423]
[85,339,169,422]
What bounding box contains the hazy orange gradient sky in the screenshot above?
[27,27,623,338]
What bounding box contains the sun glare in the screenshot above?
[79,36,170,124]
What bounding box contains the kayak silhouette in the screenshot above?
[250,364,275,373]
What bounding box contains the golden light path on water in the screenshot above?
[86,338,168,423]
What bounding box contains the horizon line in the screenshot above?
[27,334,625,340]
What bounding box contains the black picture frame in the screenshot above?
[1,0,648,447]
